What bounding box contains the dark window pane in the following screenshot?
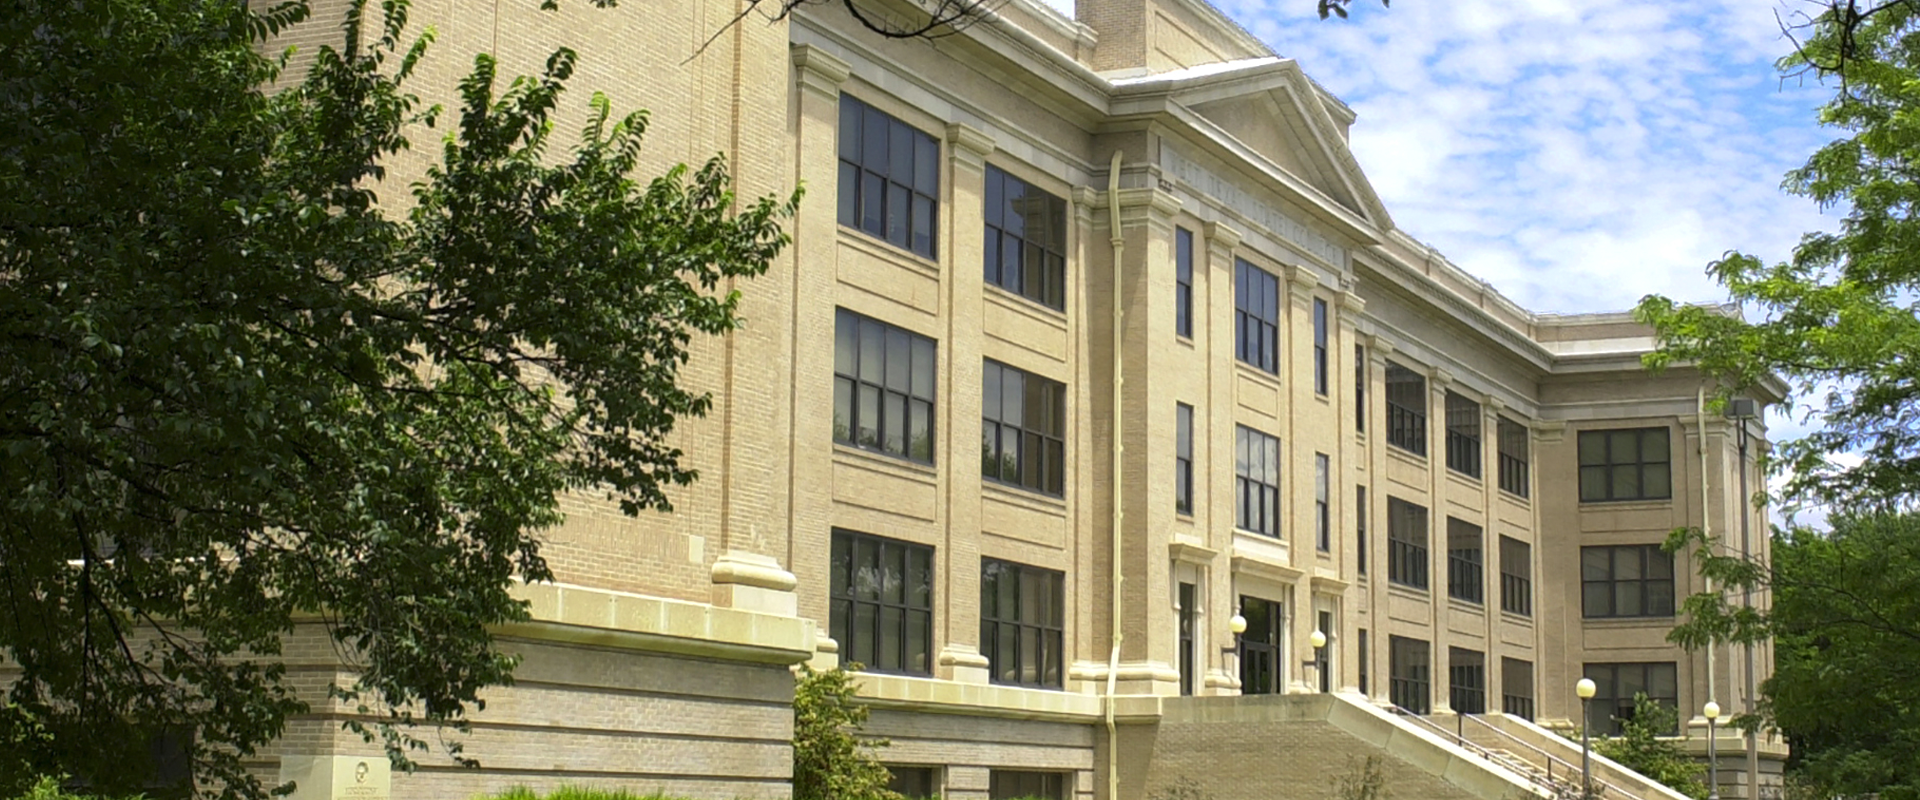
[839,162,859,228]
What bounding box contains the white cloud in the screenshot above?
[1194,0,1839,314]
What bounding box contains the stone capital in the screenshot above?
[1336,290,1366,314]
[790,44,850,99]
[1486,396,1507,415]
[1431,368,1455,389]
[1286,264,1321,292]
[947,122,995,171]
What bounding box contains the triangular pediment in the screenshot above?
[1115,59,1393,229]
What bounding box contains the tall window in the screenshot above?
[1356,486,1369,576]
[834,309,937,463]
[990,771,1068,800]
[1502,658,1535,720]
[1178,582,1196,696]
[1578,427,1672,502]
[1389,635,1431,714]
[1316,610,1334,693]
[1387,497,1429,590]
[1235,259,1280,373]
[981,360,1065,496]
[1355,343,1367,433]
[1175,404,1194,515]
[1385,362,1427,455]
[1582,544,1676,618]
[1497,416,1530,497]
[838,95,939,258]
[983,165,1067,310]
[981,558,1064,688]
[1444,391,1482,477]
[830,530,934,675]
[1315,453,1331,552]
[1499,536,1532,617]
[1446,518,1484,604]
[1313,298,1329,395]
[1239,595,1284,695]
[1582,662,1678,735]
[1448,648,1486,714]
[1358,628,1370,695]
[1175,227,1194,338]
[1235,426,1282,536]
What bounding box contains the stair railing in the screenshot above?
[1457,712,1639,800]
[1386,707,1568,797]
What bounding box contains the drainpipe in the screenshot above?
[1698,389,1716,729]
[1104,149,1125,800]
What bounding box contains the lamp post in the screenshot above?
[1307,629,1328,692]
[1704,700,1721,800]
[1577,677,1597,799]
[1227,609,1247,689]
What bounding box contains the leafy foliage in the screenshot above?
[1668,514,1920,800]
[791,666,901,800]
[476,787,691,800]
[0,0,792,796]
[1329,755,1388,800]
[1635,0,1920,510]
[1591,696,1706,800]
[1317,0,1390,20]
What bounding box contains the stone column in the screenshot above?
[1428,367,1455,714]
[1361,335,1395,704]
[1202,221,1243,695]
[1284,265,1319,694]
[936,122,996,684]
[1335,291,1366,694]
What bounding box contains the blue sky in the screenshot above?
[1037,0,1847,518]
[1197,0,1839,316]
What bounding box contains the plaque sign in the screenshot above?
[278,755,392,800]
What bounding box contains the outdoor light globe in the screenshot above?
[1310,630,1327,649]
[1704,701,1721,720]
[1229,612,1247,635]
[1576,678,1597,699]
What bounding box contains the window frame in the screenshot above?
[980,359,1066,497]
[1234,259,1280,373]
[1384,362,1427,456]
[1389,635,1431,714]
[1175,403,1194,515]
[829,529,935,676]
[1444,391,1482,478]
[1578,427,1673,503]
[1178,581,1196,696]
[1446,517,1484,605]
[1355,343,1367,433]
[1313,298,1329,395]
[1356,485,1369,576]
[1358,628,1370,696]
[1497,416,1530,498]
[834,309,938,464]
[1502,657,1535,720]
[1235,425,1282,537]
[990,771,1068,800]
[1582,662,1679,736]
[983,164,1067,311]
[1315,453,1331,552]
[1581,544,1676,619]
[1448,647,1486,715]
[837,94,940,259]
[1175,227,1194,339]
[1387,497,1429,590]
[1499,536,1532,617]
[980,557,1066,689]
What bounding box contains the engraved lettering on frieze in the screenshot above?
[1160,147,1345,267]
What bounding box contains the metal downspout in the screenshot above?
[1104,150,1125,800]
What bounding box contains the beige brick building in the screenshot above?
[263,0,1787,798]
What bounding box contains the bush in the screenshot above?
[791,666,900,800]
[1591,695,1707,800]
[475,788,684,800]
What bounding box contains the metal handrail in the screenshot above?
[1457,712,1639,799]
[1386,707,1565,796]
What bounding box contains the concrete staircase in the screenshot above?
[1423,711,1696,800]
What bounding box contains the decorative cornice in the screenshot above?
[1336,290,1366,314]
[1534,419,1568,444]
[1431,368,1455,389]
[1204,220,1244,251]
[947,122,995,171]
[1286,264,1321,293]
[790,44,850,99]
[1170,539,1220,566]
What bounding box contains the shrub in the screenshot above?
[1591,695,1706,800]
[791,666,900,800]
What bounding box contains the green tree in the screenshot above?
[1634,2,1920,797]
[0,0,792,796]
[791,666,901,800]
[1667,514,1920,800]
[1591,696,1707,800]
